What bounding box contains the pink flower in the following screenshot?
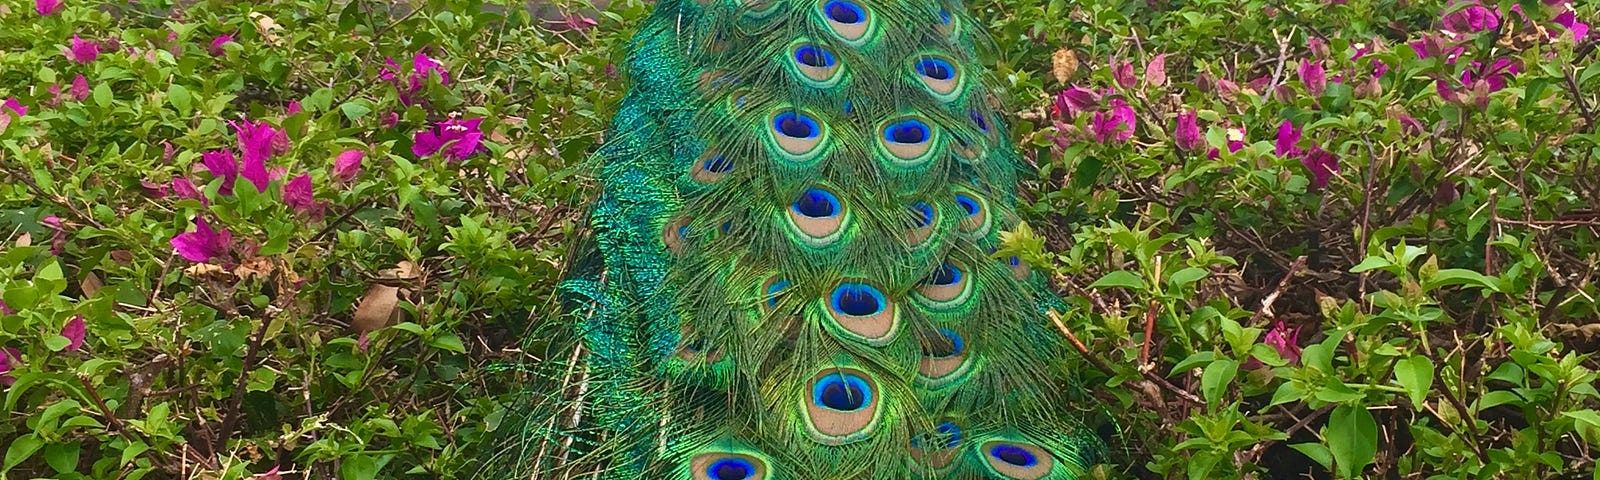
[0,347,22,387]
[380,112,399,128]
[42,215,67,255]
[1553,11,1589,42]
[64,35,100,64]
[1299,60,1326,96]
[1090,99,1137,143]
[1442,2,1500,34]
[231,120,281,193]
[62,316,85,351]
[2,98,25,117]
[1275,120,1303,157]
[1112,60,1136,89]
[202,149,239,195]
[209,35,234,56]
[70,74,90,101]
[1051,86,1100,120]
[171,177,205,203]
[1302,144,1340,189]
[140,180,169,198]
[333,150,364,182]
[413,118,486,161]
[1264,321,1301,364]
[280,173,319,215]
[1145,54,1168,88]
[35,0,62,15]
[1173,110,1201,152]
[382,51,451,106]
[1462,58,1520,92]
[286,101,302,115]
[170,216,232,263]
[558,13,598,32]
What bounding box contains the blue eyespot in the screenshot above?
[703,155,733,173]
[677,225,691,238]
[910,202,934,228]
[707,458,756,480]
[774,111,820,139]
[1008,256,1022,267]
[831,283,885,317]
[990,444,1038,467]
[824,0,865,24]
[795,45,837,68]
[938,9,952,24]
[930,263,962,286]
[955,194,981,217]
[765,278,791,308]
[916,58,956,81]
[794,188,840,218]
[969,111,990,132]
[884,119,931,144]
[812,372,872,411]
[912,421,963,449]
[925,328,964,358]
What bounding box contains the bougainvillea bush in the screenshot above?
[0,0,1594,478]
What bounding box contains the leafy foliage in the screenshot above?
[0,0,1595,478]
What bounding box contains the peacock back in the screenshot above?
[481,1,1107,478]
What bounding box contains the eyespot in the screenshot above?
[763,277,791,309]
[820,0,872,44]
[769,109,827,160]
[792,43,843,85]
[879,117,936,163]
[907,201,937,246]
[954,192,989,235]
[785,186,846,245]
[1008,255,1031,280]
[803,367,882,444]
[663,217,692,254]
[913,56,962,99]
[826,282,898,344]
[690,452,769,480]
[691,150,733,183]
[910,420,963,471]
[980,441,1056,480]
[918,328,972,384]
[970,110,991,132]
[991,445,1037,467]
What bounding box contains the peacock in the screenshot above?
[480,1,1108,478]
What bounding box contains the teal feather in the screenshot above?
[479,1,1107,478]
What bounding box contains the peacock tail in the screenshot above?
[481,1,1107,478]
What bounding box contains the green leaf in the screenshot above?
[1326,405,1378,478]
[45,335,71,351]
[1349,256,1391,273]
[341,454,378,480]
[1563,410,1600,447]
[340,102,373,122]
[1393,356,1434,406]
[3,434,42,471]
[428,334,467,354]
[92,83,113,107]
[1422,269,1501,293]
[1088,270,1146,290]
[1201,359,1238,408]
[1167,266,1209,289]
[169,84,193,116]
[44,442,81,474]
[1290,442,1333,470]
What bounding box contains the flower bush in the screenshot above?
[0,0,1594,478]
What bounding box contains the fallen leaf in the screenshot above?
[352,284,400,333]
[80,271,103,297]
[234,256,274,281]
[1052,48,1079,84]
[14,232,30,247]
[184,263,229,278]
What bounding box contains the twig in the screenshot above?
[310,200,372,242]
[1139,300,1160,366]
[1246,255,1307,327]
[1049,310,1202,404]
[214,311,274,454]
[0,165,108,230]
[1565,68,1595,133]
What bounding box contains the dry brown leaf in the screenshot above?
[352,284,401,333]
[1052,48,1079,85]
[14,232,31,248]
[80,272,103,297]
[184,263,229,278]
[380,260,421,280]
[234,256,275,281]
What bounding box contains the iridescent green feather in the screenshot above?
[478,1,1107,478]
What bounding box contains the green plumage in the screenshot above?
[480,1,1106,478]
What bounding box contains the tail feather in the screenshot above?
[479,1,1108,478]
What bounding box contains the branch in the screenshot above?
[1246,255,1308,327]
[1049,310,1203,405]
